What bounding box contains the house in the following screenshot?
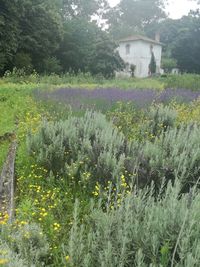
[117,34,163,78]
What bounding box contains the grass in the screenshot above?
[3,72,200,90]
[0,82,39,173]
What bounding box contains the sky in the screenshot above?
[108,0,199,19]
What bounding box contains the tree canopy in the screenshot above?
[106,0,166,40]
[1,0,200,76]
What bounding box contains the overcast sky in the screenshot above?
[108,0,199,19]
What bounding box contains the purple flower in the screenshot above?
[35,87,200,111]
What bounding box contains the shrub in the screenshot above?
[141,104,177,140]
[64,180,200,267]
[11,224,49,266]
[149,52,156,75]
[42,57,62,74]
[13,52,33,74]
[161,57,177,73]
[27,111,133,188]
[0,243,27,267]
[0,224,49,266]
[108,103,177,142]
[28,108,200,192]
[139,124,200,191]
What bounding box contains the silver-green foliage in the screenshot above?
[28,111,131,186]
[141,124,200,190]
[141,104,177,139]
[0,243,27,267]
[0,223,49,267]
[65,180,200,267]
[28,109,200,189]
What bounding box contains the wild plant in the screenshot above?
[140,104,177,141]
[27,111,133,189]
[10,223,49,266]
[63,179,200,267]
[0,243,27,267]
[0,223,49,266]
[139,123,200,191]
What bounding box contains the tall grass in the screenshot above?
[2,70,200,90]
[2,71,164,90]
[161,74,200,90]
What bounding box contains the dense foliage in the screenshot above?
[0,0,123,77]
[146,10,200,73]
[1,77,200,265]
[1,0,200,76]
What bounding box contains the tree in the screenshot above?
[17,0,63,73]
[130,64,136,77]
[0,0,21,74]
[62,0,108,19]
[161,57,177,73]
[171,11,200,73]
[106,0,166,40]
[57,18,124,77]
[88,35,125,78]
[149,52,157,75]
[0,0,123,76]
[0,0,63,74]
[57,19,97,73]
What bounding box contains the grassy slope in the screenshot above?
[0,82,38,171]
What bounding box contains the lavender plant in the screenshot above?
[64,180,200,267]
[27,111,134,188]
[0,224,49,267]
[140,123,200,191]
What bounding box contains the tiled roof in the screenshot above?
[118,35,162,45]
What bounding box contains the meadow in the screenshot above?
[1,73,200,267]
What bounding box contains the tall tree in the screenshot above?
[0,0,63,73]
[0,0,21,73]
[106,0,166,40]
[62,0,108,19]
[172,10,200,73]
[57,18,124,77]
[17,0,63,72]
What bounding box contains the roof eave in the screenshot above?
[118,38,163,46]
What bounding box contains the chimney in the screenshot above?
[155,32,160,42]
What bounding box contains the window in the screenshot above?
[126,44,130,55]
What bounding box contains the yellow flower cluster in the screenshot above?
[0,212,9,225]
[92,174,131,209]
[53,222,61,231]
[0,258,9,265]
[171,99,200,124]
[17,98,44,140]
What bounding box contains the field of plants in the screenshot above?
[1,73,200,267]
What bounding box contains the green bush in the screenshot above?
[28,108,200,192]
[11,224,49,266]
[0,243,27,267]
[13,52,33,73]
[42,57,62,74]
[28,111,132,188]
[108,103,177,142]
[64,180,200,267]
[141,104,177,140]
[0,224,49,266]
[139,124,200,191]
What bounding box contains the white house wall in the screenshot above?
[117,40,162,78]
